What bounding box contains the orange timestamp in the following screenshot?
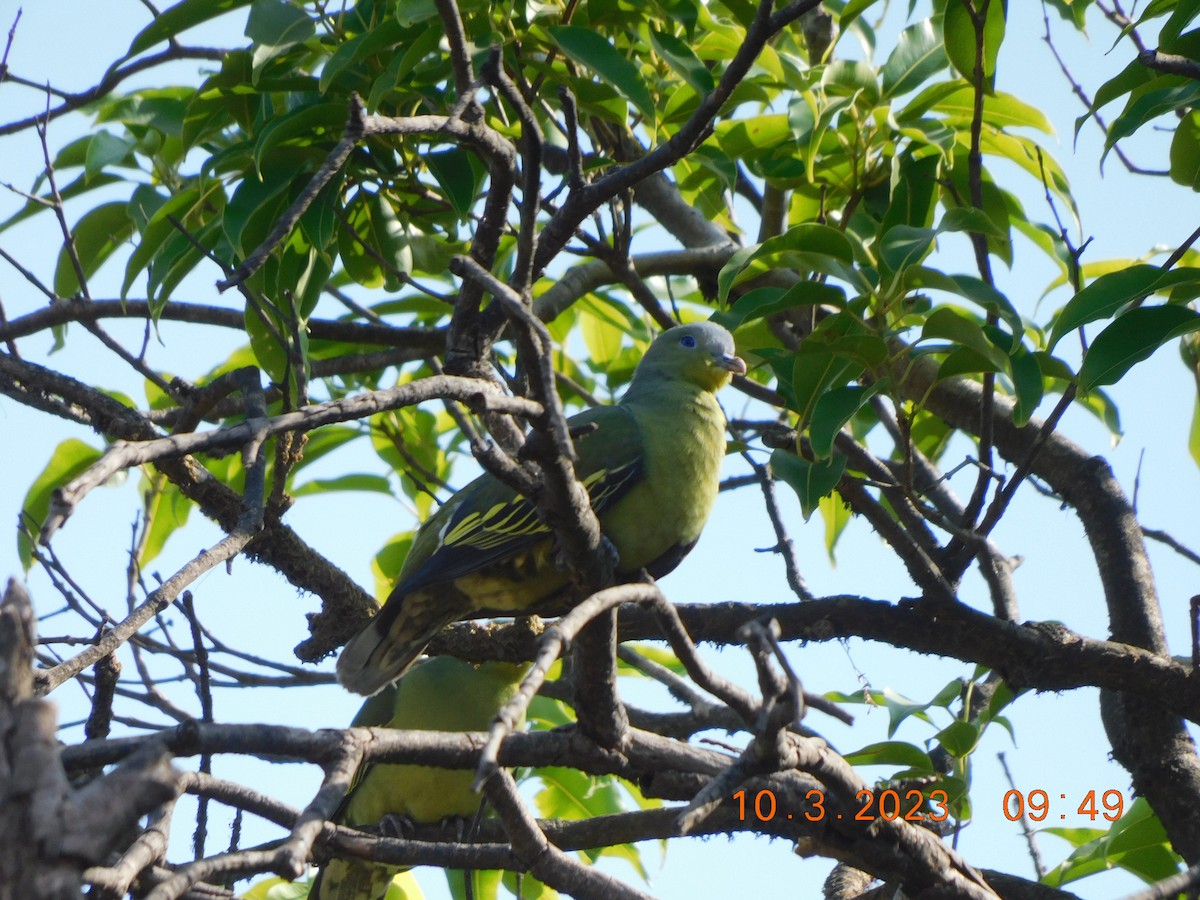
[734,787,951,823]
[1003,789,1126,822]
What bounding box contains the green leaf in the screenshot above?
[904,267,1024,340]
[810,385,879,459]
[253,101,347,176]
[241,876,309,900]
[882,19,948,98]
[501,871,557,900]
[1043,799,1184,888]
[880,209,1004,277]
[395,0,439,27]
[1105,81,1200,158]
[128,185,169,234]
[938,206,1006,238]
[54,202,134,297]
[818,490,852,562]
[842,741,935,770]
[1043,0,1092,30]
[718,223,860,301]
[839,0,883,32]
[125,0,253,57]
[1079,305,1200,390]
[712,114,791,159]
[19,439,104,569]
[84,131,138,179]
[1010,346,1043,426]
[372,531,416,597]
[548,26,656,124]
[650,28,715,95]
[882,153,940,233]
[878,686,937,736]
[292,474,394,497]
[943,0,1006,89]
[446,870,500,900]
[224,172,292,258]
[123,183,221,299]
[936,346,1004,379]
[580,303,625,368]
[244,304,290,384]
[935,720,981,757]
[789,342,858,424]
[1190,387,1200,468]
[245,0,315,48]
[1048,265,1200,350]
[770,449,847,520]
[140,479,193,567]
[823,60,881,106]
[1170,109,1200,190]
[425,148,480,220]
[712,282,846,330]
[932,87,1054,133]
[318,19,406,93]
[880,225,935,272]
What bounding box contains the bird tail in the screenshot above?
[312,856,403,900]
[336,591,454,696]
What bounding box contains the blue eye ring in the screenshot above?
[679,334,697,349]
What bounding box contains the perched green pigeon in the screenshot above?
[313,656,528,900]
[337,321,746,696]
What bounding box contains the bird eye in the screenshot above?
[679,335,697,349]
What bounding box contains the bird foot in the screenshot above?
[378,814,416,839]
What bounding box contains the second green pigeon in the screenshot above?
[313,656,528,900]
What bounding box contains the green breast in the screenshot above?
[600,384,727,574]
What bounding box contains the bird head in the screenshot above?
[630,322,748,394]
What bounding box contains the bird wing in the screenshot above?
[394,403,644,595]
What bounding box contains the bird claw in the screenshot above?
[378,814,416,839]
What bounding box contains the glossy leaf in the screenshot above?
[122,183,222,299]
[842,741,936,770]
[721,282,846,330]
[1170,109,1200,189]
[789,342,859,425]
[935,720,982,757]
[140,478,193,567]
[1010,346,1044,425]
[810,385,879,458]
[252,101,347,175]
[770,449,847,520]
[650,28,715,95]
[424,148,480,220]
[904,267,1023,340]
[943,0,1007,88]
[19,439,104,570]
[1079,305,1200,390]
[931,87,1054,133]
[84,131,138,179]
[1048,265,1200,350]
[1105,81,1200,159]
[882,19,948,98]
[54,202,135,298]
[292,474,394,497]
[1190,390,1200,468]
[245,0,315,50]
[548,26,656,124]
[718,223,859,301]
[125,0,253,57]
